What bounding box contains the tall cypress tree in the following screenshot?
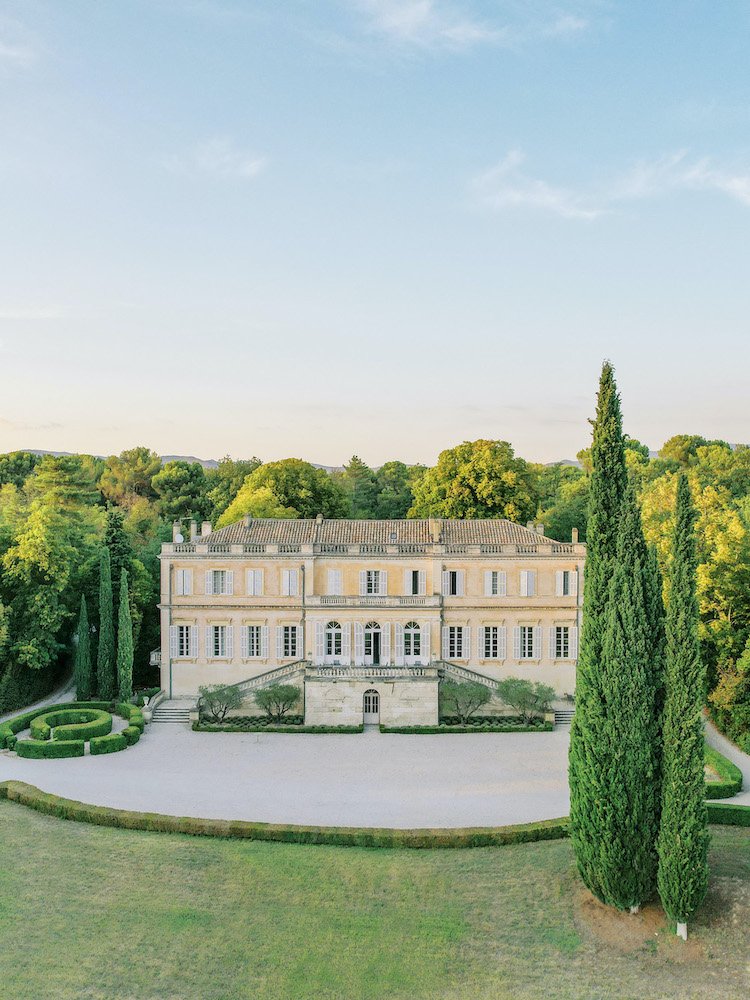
[569,362,628,895]
[105,508,133,637]
[116,568,134,703]
[96,548,116,700]
[74,595,93,701]
[657,474,709,939]
[594,483,661,908]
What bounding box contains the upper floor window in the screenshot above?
[484,570,506,597]
[281,569,299,596]
[555,570,577,597]
[246,569,264,596]
[404,569,426,596]
[175,569,193,596]
[403,621,421,657]
[360,570,387,596]
[206,570,233,596]
[519,570,536,598]
[327,569,342,596]
[326,620,343,657]
[442,570,465,597]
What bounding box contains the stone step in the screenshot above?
[554,709,575,725]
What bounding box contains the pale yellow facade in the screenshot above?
[158,516,584,724]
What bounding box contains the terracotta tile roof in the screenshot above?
[195,518,549,546]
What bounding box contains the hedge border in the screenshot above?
[15,740,85,760]
[0,701,112,749]
[193,722,364,735]
[704,745,743,799]
[1,780,748,848]
[1,700,145,757]
[30,709,112,743]
[382,726,553,735]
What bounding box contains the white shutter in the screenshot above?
[533,626,542,659]
[276,626,284,659]
[418,570,426,596]
[169,626,178,658]
[530,571,536,596]
[327,569,341,596]
[205,626,213,658]
[205,571,213,596]
[497,571,507,597]
[513,626,521,659]
[442,571,450,597]
[462,626,470,659]
[359,570,367,596]
[296,625,303,659]
[570,572,578,597]
[381,623,391,665]
[379,570,388,596]
[226,626,234,659]
[555,571,563,597]
[341,623,351,664]
[403,569,412,595]
[226,571,234,596]
[246,570,255,596]
[457,571,465,597]
[570,626,579,660]
[549,627,556,659]
[261,625,269,658]
[442,626,450,659]
[354,622,365,665]
[484,571,493,597]
[291,570,299,596]
[395,622,404,665]
[256,570,264,595]
[420,623,430,663]
[477,625,485,658]
[498,626,507,659]
[175,570,183,596]
[314,622,324,663]
[282,570,290,596]
[240,625,249,658]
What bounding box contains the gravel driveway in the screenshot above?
[0,724,571,829]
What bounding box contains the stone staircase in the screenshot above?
[554,706,575,726]
[151,700,193,724]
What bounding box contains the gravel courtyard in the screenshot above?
[0,723,571,828]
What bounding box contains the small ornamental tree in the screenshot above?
[96,548,116,701]
[254,683,301,722]
[657,474,709,940]
[74,595,93,701]
[116,569,134,703]
[440,680,492,723]
[496,678,555,723]
[199,684,243,722]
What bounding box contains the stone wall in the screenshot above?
[304,676,439,727]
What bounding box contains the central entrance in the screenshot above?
[363,688,380,724]
[364,621,381,666]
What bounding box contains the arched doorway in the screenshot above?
[403,621,422,665]
[364,621,381,666]
[325,621,342,664]
[363,688,380,724]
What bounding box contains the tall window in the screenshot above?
[283,625,299,658]
[555,626,570,659]
[246,625,262,657]
[446,626,464,658]
[484,626,500,659]
[177,625,193,657]
[175,569,193,596]
[282,569,299,596]
[210,625,228,658]
[326,621,342,657]
[485,570,506,597]
[520,571,536,597]
[408,570,420,595]
[365,570,381,595]
[520,625,535,659]
[442,571,464,597]
[403,621,421,657]
[246,570,263,596]
[209,570,231,595]
[327,569,342,596]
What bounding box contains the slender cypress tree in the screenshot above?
[96,548,116,700]
[116,568,134,703]
[105,508,133,638]
[569,362,628,895]
[657,474,709,940]
[74,595,93,701]
[594,483,661,908]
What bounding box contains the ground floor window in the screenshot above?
[483,626,500,659]
[207,624,231,659]
[246,625,262,657]
[170,624,196,658]
[519,625,535,659]
[404,621,421,657]
[283,625,299,658]
[444,626,465,659]
[555,626,569,659]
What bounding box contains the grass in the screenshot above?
[0,803,749,999]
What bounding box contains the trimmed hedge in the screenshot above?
[115,702,145,733]
[380,723,554,734]
[207,714,305,727]
[704,745,743,799]
[122,725,141,746]
[30,709,112,743]
[0,780,569,848]
[0,700,112,750]
[706,801,750,826]
[193,722,364,734]
[16,739,85,760]
[90,732,128,755]
[439,715,547,727]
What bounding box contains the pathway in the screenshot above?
[704,716,750,806]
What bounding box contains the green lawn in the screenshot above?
[0,803,748,1000]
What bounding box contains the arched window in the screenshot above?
[404,621,421,657]
[326,621,342,657]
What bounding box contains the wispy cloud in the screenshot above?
[164,138,267,180]
[0,306,63,320]
[472,149,750,220]
[0,417,62,432]
[352,1,590,51]
[0,38,35,67]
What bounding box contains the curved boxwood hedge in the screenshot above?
[16,739,85,760]
[0,701,112,750]
[90,732,128,755]
[30,709,112,743]
[122,725,141,746]
[704,745,743,798]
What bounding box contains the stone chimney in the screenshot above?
[429,518,442,544]
[316,513,324,525]
[571,527,579,544]
[172,521,182,542]
[201,520,212,537]
[189,520,198,542]
[526,521,535,531]
[243,514,252,528]
[535,522,544,536]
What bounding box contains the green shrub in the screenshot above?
[90,732,128,755]
[16,739,85,759]
[122,725,141,746]
[704,744,743,798]
[30,709,112,743]
[198,684,243,722]
[193,722,364,734]
[114,702,145,732]
[254,684,301,722]
[706,802,750,826]
[439,680,492,724]
[6,734,17,751]
[496,677,556,723]
[380,723,554,734]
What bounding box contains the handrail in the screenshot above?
[434,660,502,690]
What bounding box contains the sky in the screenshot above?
[1,0,749,466]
